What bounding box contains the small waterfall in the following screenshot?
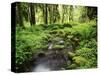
[48,42,53,50]
[59,40,64,43]
[59,40,64,44]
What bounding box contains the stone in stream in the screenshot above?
[48,41,53,50]
[59,40,64,44]
[48,37,65,50]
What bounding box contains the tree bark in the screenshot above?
[29,4,36,25]
[17,3,24,27]
[43,4,48,24]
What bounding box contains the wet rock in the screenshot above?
[67,64,77,69]
[38,53,46,58]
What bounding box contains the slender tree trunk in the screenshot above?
[87,7,97,20]
[62,7,64,23]
[45,4,48,24]
[58,5,63,24]
[29,4,36,25]
[43,4,48,24]
[48,5,54,24]
[68,6,71,22]
[17,3,24,27]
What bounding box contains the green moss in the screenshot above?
[53,45,64,49]
[16,21,97,69]
[67,64,78,69]
[68,52,76,57]
[73,56,87,64]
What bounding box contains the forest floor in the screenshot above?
[16,22,97,72]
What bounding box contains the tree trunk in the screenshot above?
[43,4,48,24]
[29,4,36,25]
[17,3,24,27]
[69,6,73,21]
[87,7,97,20]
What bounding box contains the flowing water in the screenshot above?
[31,49,69,72]
[33,64,51,72]
[18,39,73,72]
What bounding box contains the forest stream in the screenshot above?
[14,2,97,73]
[19,39,73,72]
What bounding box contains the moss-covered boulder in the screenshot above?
[67,64,78,69]
[53,45,64,49]
[72,56,87,65]
[68,52,76,58]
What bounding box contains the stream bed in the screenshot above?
[18,47,73,72]
[17,39,74,72]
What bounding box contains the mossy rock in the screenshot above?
[67,64,77,69]
[72,56,87,64]
[53,45,64,49]
[68,52,76,57]
[67,35,73,39]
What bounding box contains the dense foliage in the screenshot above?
[13,2,97,71]
[16,21,97,70]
